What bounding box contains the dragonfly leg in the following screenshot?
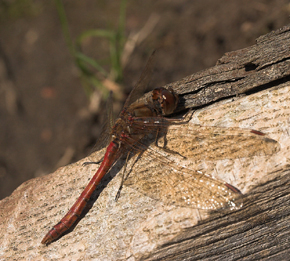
[154,128,161,147]
[160,109,194,126]
[115,152,130,201]
[82,156,104,167]
[154,129,187,159]
[182,109,194,123]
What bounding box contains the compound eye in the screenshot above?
[161,90,177,115]
[152,87,178,115]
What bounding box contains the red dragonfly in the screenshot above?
[41,53,279,244]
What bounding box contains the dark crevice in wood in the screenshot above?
[244,62,258,71]
[257,57,290,71]
[202,77,246,89]
[245,74,290,96]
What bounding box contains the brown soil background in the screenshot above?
[0,0,289,200]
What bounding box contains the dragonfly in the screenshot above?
[41,53,280,244]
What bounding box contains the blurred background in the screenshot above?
[0,0,289,199]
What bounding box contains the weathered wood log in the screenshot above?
[168,25,290,111]
[1,25,290,260]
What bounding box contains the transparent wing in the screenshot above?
[124,118,280,160]
[124,144,242,210]
[162,125,280,160]
[91,91,114,153]
[123,51,156,109]
[122,122,279,210]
